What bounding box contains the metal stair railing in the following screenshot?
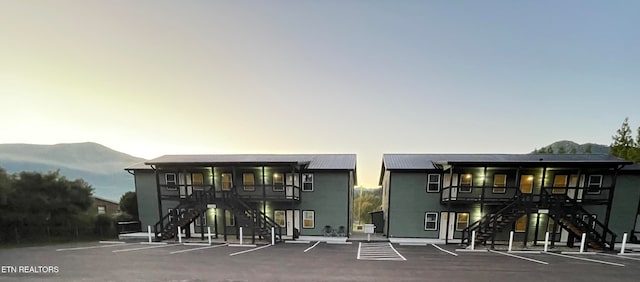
[461,189,526,246]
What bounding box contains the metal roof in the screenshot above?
[144,154,357,170]
[383,154,631,170]
[124,162,152,170]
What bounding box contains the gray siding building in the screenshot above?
[126,154,356,242]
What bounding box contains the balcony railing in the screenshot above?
[441,185,613,204]
[159,184,301,202]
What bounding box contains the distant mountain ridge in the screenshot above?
[532,140,610,155]
[0,142,145,201]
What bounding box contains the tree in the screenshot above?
[584,144,593,154]
[119,191,138,220]
[558,146,566,154]
[611,117,637,161]
[569,147,577,154]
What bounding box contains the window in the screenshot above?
[587,175,602,194]
[192,173,204,191]
[166,173,177,190]
[553,175,568,194]
[493,174,507,193]
[221,173,232,191]
[456,213,469,231]
[302,173,314,191]
[167,209,176,222]
[225,210,235,226]
[582,214,597,229]
[303,210,315,229]
[520,175,534,193]
[515,215,527,232]
[243,173,255,191]
[274,210,285,226]
[97,205,106,214]
[273,173,284,191]
[459,174,472,193]
[424,212,438,231]
[426,174,440,193]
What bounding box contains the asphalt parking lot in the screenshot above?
[1,241,640,282]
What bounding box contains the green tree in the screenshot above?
[119,191,138,220]
[611,117,636,161]
[558,146,566,154]
[354,189,382,224]
[584,144,593,154]
[569,147,577,154]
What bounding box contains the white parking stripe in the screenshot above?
[170,244,227,254]
[357,242,406,261]
[57,244,128,251]
[431,244,458,256]
[489,250,548,265]
[304,241,321,253]
[599,253,640,262]
[229,244,271,256]
[113,244,176,253]
[545,252,625,267]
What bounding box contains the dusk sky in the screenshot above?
[1,1,639,187]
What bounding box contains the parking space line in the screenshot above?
[489,250,548,265]
[113,244,176,253]
[229,244,271,256]
[431,244,458,256]
[357,242,362,259]
[599,253,640,262]
[57,244,128,251]
[545,252,625,267]
[170,244,227,254]
[304,241,320,253]
[388,243,407,261]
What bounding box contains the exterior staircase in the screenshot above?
[461,190,617,250]
[153,188,283,243]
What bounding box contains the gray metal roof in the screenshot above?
[145,154,357,170]
[383,154,631,170]
[124,161,152,170]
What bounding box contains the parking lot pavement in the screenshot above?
[2,242,640,281]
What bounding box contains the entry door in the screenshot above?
[439,212,456,240]
[286,209,301,236]
[443,174,459,200]
[520,175,533,193]
[285,173,299,199]
[179,173,193,199]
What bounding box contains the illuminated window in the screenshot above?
[493,174,507,193]
[243,173,255,191]
[456,213,469,231]
[273,173,284,191]
[303,210,315,229]
[515,215,527,232]
[221,173,232,191]
[166,173,177,190]
[459,174,472,193]
[553,175,568,194]
[192,173,204,191]
[426,174,440,193]
[274,210,285,226]
[424,212,438,231]
[520,175,534,193]
[587,175,602,194]
[97,205,106,214]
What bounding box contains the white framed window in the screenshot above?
[273,173,284,191]
[426,174,440,193]
[225,210,235,226]
[97,205,106,214]
[166,173,177,190]
[582,214,597,229]
[424,212,438,231]
[221,173,232,191]
[520,175,534,193]
[195,213,207,227]
[459,174,472,193]
[167,208,175,222]
[587,175,602,194]
[515,215,527,232]
[243,173,255,191]
[302,173,314,191]
[492,174,507,193]
[192,173,204,191]
[456,213,469,231]
[274,210,285,226]
[552,175,568,194]
[303,210,315,229]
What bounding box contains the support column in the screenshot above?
[154,166,163,235]
[604,166,621,229]
[445,165,454,245]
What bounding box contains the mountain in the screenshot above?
[532,140,610,155]
[0,142,145,201]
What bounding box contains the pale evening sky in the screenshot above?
[1,1,639,187]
